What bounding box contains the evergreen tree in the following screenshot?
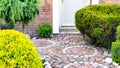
[0,0,41,32]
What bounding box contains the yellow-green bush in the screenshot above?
[75,4,120,49]
[0,30,43,68]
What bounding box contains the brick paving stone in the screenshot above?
[83,57,89,62]
[95,57,102,63]
[89,57,96,63]
[32,34,119,68]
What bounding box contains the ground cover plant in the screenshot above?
[75,4,120,49]
[0,30,43,68]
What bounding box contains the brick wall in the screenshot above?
[15,0,52,36]
[99,0,120,4]
[36,0,52,24]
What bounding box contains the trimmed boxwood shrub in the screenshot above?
[75,4,120,49]
[111,41,120,65]
[38,23,52,38]
[111,26,120,65]
[116,25,120,40]
[0,30,43,68]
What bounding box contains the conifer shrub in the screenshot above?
[75,4,120,49]
[38,23,52,38]
[0,30,43,68]
[0,0,41,32]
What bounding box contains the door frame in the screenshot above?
[52,0,99,34]
[52,0,60,34]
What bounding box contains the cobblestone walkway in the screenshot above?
[32,34,119,68]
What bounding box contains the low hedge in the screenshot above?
[0,30,43,68]
[75,4,120,49]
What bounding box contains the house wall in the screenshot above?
[99,0,120,4]
[15,0,120,36]
[2,0,120,36]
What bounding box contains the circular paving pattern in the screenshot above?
[63,45,98,57]
[32,34,119,68]
[32,39,56,48]
[64,62,106,68]
[63,36,83,44]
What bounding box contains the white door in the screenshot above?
[60,0,90,26]
[52,0,99,33]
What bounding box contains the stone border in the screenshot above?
[64,61,108,68]
[62,45,98,57]
[63,35,83,44]
[34,39,56,50]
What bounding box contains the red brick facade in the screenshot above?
[99,0,120,4]
[36,0,52,25]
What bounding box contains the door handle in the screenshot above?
[61,0,64,3]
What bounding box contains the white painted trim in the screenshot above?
[61,24,75,27]
[92,0,99,5]
[52,0,59,34]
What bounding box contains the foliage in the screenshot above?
[116,26,120,40]
[38,23,52,38]
[75,4,120,49]
[0,23,14,30]
[111,25,120,65]
[0,30,43,68]
[111,41,120,65]
[0,0,41,32]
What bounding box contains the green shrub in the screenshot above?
[0,30,43,68]
[111,25,120,65]
[116,25,120,40]
[0,0,41,32]
[38,23,52,38]
[111,41,120,65]
[0,23,14,30]
[75,4,120,49]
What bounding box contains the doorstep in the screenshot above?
[59,26,80,34]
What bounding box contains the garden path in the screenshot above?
[32,34,119,68]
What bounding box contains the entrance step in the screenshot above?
[60,26,80,34]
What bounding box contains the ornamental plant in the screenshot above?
[111,26,120,65]
[111,41,120,65]
[75,4,120,49]
[0,30,43,68]
[0,0,41,32]
[116,25,120,40]
[38,23,52,38]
